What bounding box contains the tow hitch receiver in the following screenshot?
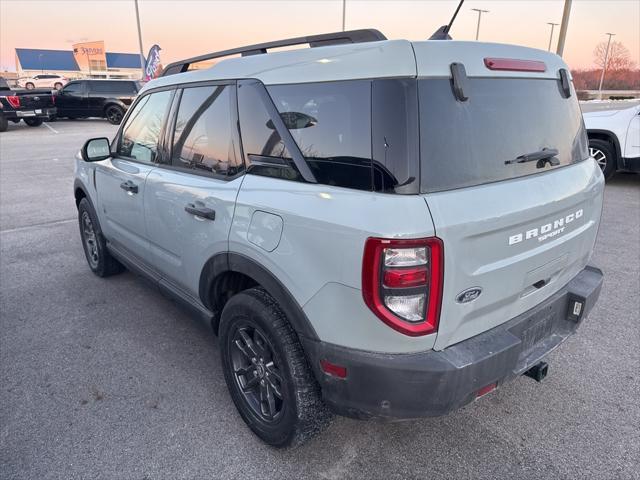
[524,361,549,382]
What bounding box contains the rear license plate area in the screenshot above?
[520,311,556,353]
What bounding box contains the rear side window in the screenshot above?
[171,85,241,177]
[118,90,173,163]
[89,81,137,94]
[267,81,372,191]
[418,78,588,192]
[63,82,84,94]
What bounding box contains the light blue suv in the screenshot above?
[74,30,604,447]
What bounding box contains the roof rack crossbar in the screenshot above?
[161,29,386,77]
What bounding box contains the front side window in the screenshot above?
[171,85,241,176]
[117,90,173,163]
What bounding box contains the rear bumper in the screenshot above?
[3,108,56,120]
[303,265,603,420]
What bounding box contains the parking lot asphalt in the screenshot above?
[1,119,639,480]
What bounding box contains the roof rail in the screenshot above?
[160,29,387,77]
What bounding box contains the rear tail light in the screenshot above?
[484,58,547,72]
[6,96,20,109]
[362,237,443,336]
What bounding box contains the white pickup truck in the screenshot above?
[584,104,640,179]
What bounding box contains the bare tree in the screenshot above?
[593,41,633,71]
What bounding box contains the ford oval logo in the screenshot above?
[456,287,482,304]
[33,96,40,101]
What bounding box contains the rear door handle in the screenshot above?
[185,203,216,221]
[120,180,138,194]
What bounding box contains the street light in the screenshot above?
[598,32,616,100]
[342,0,346,32]
[134,0,146,79]
[471,8,489,41]
[547,22,559,51]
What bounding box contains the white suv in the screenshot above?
[18,74,68,90]
[73,29,604,447]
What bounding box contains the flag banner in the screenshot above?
[144,44,162,81]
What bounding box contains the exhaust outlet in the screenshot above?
[524,361,549,382]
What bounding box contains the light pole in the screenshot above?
[547,22,559,51]
[471,8,489,41]
[133,0,146,78]
[341,0,346,31]
[556,0,572,56]
[597,32,616,100]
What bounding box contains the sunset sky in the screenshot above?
[1,0,638,72]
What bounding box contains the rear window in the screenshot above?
[418,78,588,193]
[89,81,137,94]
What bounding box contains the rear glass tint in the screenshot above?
[418,78,588,192]
[267,81,373,191]
[89,81,137,94]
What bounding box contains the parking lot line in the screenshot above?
[43,122,58,134]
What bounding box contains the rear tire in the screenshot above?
[54,82,63,90]
[219,288,331,447]
[25,82,35,90]
[589,138,616,180]
[0,115,7,132]
[24,118,43,127]
[105,105,125,125]
[78,198,124,277]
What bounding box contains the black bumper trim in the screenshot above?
[303,265,603,420]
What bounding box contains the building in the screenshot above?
[15,47,143,80]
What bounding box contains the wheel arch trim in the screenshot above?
[587,129,623,169]
[199,252,319,341]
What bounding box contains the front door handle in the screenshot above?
[185,203,216,221]
[120,180,138,194]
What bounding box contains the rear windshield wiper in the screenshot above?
[505,148,560,168]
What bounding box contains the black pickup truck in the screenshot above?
[0,77,56,132]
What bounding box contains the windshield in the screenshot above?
[418,77,588,193]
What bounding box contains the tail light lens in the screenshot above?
[484,58,547,72]
[362,237,443,336]
[6,96,20,109]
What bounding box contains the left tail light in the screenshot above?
[6,96,20,109]
[362,237,443,336]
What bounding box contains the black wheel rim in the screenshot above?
[81,211,99,268]
[106,108,123,124]
[229,323,284,422]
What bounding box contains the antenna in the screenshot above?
[429,0,465,40]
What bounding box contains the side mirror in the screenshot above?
[81,137,111,162]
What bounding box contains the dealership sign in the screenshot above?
[144,45,162,81]
[72,41,107,71]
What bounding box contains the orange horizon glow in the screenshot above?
[1,0,639,73]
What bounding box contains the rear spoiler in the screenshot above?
[161,29,386,77]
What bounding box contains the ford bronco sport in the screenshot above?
[74,28,604,447]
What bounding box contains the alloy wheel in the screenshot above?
[106,107,123,124]
[81,211,99,269]
[230,324,284,422]
[590,147,607,171]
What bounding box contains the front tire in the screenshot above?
[219,288,331,447]
[24,118,43,127]
[105,105,125,125]
[78,198,124,277]
[589,138,616,180]
[54,82,63,90]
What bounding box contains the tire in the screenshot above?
[0,115,7,133]
[24,118,43,127]
[589,138,616,180]
[78,198,124,277]
[54,82,63,90]
[105,105,125,125]
[219,288,331,447]
[25,82,35,90]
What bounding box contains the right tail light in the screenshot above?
[6,96,20,109]
[362,237,443,336]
